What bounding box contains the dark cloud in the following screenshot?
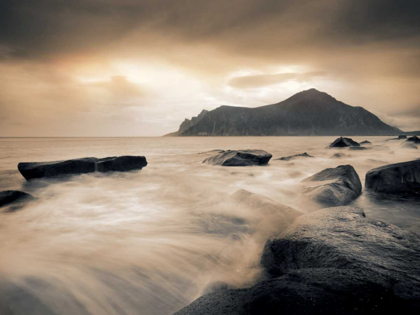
[228,71,327,89]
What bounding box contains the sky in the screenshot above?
[0,0,419,136]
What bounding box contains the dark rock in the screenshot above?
[96,156,147,173]
[365,159,420,197]
[18,156,147,180]
[276,152,313,161]
[360,140,372,145]
[176,206,420,315]
[407,136,420,143]
[328,137,360,148]
[0,190,34,208]
[399,135,407,139]
[203,150,272,166]
[301,165,362,207]
[330,152,350,158]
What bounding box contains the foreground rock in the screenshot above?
[176,207,420,314]
[203,150,272,166]
[276,152,313,161]
[328,137,360,148]
[0,190,34,208]
[301,165,362,207]
[18,156,148,180]
[365,159,420,197]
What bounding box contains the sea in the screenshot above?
[0,136,419,315]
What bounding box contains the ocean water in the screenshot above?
[0,136,419,315]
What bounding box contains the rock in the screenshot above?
[407,136,420,143]
[202,150,272,166]
[301,165,362,207]
[399,135,407,139]
[176,207,420,315]
[96,156,148,173]
[402,143,418,150]
[18,156,148,180]
[360,140,372,145]
[276,152,314,161]
[328,137,360,148]
[0,190,34,208]
[330,152,350,158]
[365,159,420,197]
[349,146,369,150]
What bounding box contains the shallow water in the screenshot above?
[0,137,419,315]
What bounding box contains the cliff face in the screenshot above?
[169,89,400,136]
[164,110,208,136]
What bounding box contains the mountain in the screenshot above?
[164,110,208,137]
[165,89,401,136]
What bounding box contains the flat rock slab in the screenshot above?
[328,137,360,148]
[203,150,272,166]
[18,156,147,180]
[365,159,420,197]
[276,152,313,161]
[301,165,362,207]
[0,190,34,208]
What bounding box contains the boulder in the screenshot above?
[360,140,372,145]
[365,160,420,197]
[407,136,420,143]
[0,190,34,208]
[176,207,420,315]
[399,135,407,139]
[18,156,148,180]
[276,152,314,161]
[301,165,362,207]
[328,137,360,148]
[202,150,272,166]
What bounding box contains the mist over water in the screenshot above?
[0,137,419,315]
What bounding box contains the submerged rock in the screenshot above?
[328,137,360,148]
[301,165,362,207]
[176,207,420,315]
[365,159,420,197]
[330,152,350,159]
[402,143,418,150]
[202,150,272,166]
[407,136,420,143]
[399,135,407,139]
[0,190,34,208]
[360,140,372,145]
[349,146,370,150]
[18,156,147,180]
[276,152,314,161]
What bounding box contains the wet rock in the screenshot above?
[360,140,372,145]
[202,150,272,166]
[349,146,370,151]
[176,206,420,315]
[365,159,420,197]
[407,136,420,144]
[18,156,148,180]
[328,137,360,148]
[276,152,314,161]
[330,152,350,158]
[301,165,362,207]
[399,135,407,139]
[0,190,34,208]
[96,156,148,173]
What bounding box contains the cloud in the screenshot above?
[228,71,327,89]
[86,76,143,100]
